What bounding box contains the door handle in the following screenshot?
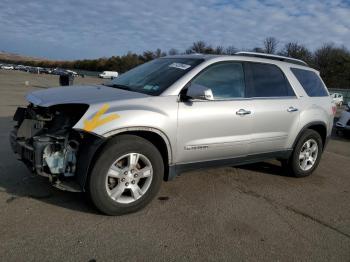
[236,109,251,116]
[287,106,298,112]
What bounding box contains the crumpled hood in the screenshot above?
[26,84,148,107]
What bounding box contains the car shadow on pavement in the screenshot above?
[236,161,291,177]
[331,129,350,142]
[31,85,49,89]
[0,116,100,215]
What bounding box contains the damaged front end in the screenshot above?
[9,103,104,192]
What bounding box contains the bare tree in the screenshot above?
[192,41,207,53]
[313,43,350,88]
[142,51,154,61]
[225,45,237,55]
[279,42,312,62]
[251,47,264,53]
[214,46,224,54]
[263,37,278,54]
[154,48,166,58]
[313,43,334,68]
[168,48,179,56]
[186,41,213,54]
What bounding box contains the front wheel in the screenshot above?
[283,129,323,177]
[89,135,164,215]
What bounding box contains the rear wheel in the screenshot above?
[89,135,164,215]
[283,129,323,177]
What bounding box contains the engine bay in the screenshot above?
[10,103,90,191]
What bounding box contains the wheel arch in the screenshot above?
[103,127,172,162]
[103,127,173,180]
[78,127,174,191]
[293,121,328,150]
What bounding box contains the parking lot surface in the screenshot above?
[0,70,349,261]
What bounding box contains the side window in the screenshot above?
[291,68,328,97]
[191,63,245,99]
[246,63,295,97]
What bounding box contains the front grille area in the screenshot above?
[9,129,35,169]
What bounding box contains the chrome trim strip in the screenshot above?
[182,96,298,102]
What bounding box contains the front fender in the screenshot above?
[73,96,178,187]
[73,96,178,145]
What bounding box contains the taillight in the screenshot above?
[331,105,337,116]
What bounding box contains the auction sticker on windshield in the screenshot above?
[168,63,191,70]
[143,85,160,91]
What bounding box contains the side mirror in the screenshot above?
[186,83,214,101]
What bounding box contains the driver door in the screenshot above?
[176,62,252,164]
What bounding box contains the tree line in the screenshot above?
[3,37,350,89]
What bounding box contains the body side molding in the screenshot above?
[168,149,292,180]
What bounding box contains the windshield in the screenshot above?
[109,58,204,95]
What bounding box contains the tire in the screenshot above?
[283,129,323,178]
[335,129,342,136]
[89,135,164,215]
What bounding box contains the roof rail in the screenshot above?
[235,51,308,66]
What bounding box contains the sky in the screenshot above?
[0,0,349,60]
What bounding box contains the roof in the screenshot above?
[163,54,222,60]
[235,52,308,66]
[164,52,309,67]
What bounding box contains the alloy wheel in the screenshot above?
[105,153,153,204]
[298,139,318,171]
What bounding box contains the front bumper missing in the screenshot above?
[10,125,105,192]
[10,128,36,171]
[10,129,80,191]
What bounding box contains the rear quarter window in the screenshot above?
[246,62,295,98]
[291,68,328,97]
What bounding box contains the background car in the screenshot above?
[1,65,14,70]
[336,102,350,135]
[330,92,344,106]
[51,68,69,75]
[66,69,78,76]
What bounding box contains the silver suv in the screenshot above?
[10,52,334,215]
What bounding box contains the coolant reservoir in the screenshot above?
[43,146,65,174]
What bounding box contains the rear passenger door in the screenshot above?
[245,62,301,154]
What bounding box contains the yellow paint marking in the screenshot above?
[83,104,119,132]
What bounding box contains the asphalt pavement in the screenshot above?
[0,70,349,261]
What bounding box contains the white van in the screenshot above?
[99,71,119,79]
